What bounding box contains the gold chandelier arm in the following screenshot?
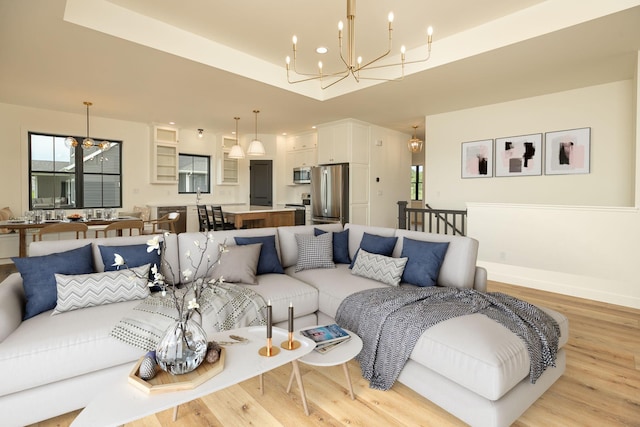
[320,70,352,90]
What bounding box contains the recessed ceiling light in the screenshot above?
[316,47,328,54]
[282,132,287,136]
[169,121,175,125]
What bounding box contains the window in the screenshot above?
[179,154,210,194]
[411,165,423,201]
[29,132,122,209]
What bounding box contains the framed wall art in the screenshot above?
[461,139,493,178]
[494,133,542,177]
[544,127,591,175]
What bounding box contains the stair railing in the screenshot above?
[397,201,467,236]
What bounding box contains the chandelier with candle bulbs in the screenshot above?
[286,0,433,90]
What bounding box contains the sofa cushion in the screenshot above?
[0,300,143,397]
[29,234,180,285]
[344,223,397,260]
[214,243,262,285]
[235,235,284,275]
[287,264,388,318]
[53,265,151,315]
[351,249,408,287]
[295,232,335,272]
[408,306,569,401]
[394,230,479,289]
[99,244,159,272]
[13,244,94,320]
[237,273,319,323]
[350,232,398,268]
[314,228,350,264]
[277,224,344,268]
[400,237,449,287]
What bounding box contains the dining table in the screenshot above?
[0,218,139,258]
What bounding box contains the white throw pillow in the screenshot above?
[351,249,408,286]
[53,264,150,314]
[295,232,335,272]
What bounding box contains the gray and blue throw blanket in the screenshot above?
[335,286,560,391]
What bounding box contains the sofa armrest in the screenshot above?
[473,266,487,292]
[0,273,25,342]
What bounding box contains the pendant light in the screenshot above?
[228,117,245,159]
[64,101,110,150]
[408,125,424,153]
[247,110,266,156]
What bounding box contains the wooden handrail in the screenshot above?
[398,201,467,236]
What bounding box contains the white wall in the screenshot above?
[369,125,412,227]
[424,78,640,309]
[426,80,635,209]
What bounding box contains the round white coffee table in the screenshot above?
[287,327,363,408]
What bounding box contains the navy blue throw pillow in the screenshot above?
[99,244,161,289]
[400,237,449,287]
[234,235,284,274]
[13,244,94,320]
[350,232,398,268]
[314,228,351,264]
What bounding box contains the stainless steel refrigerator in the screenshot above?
[311,163,349,224]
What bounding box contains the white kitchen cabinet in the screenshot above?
[317,122,348,164]
[151,125,179,184]
[218,137,239,185]
[295,148,316,167]
[287,132,317,152]
[317,120,369,165]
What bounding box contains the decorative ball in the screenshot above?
[206,341,222,364]
[139,352,157,380]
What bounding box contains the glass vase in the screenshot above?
[155,318,207,375]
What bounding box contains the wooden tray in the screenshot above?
[128,348,225,394]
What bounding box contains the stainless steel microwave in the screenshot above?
[293,166,311,184]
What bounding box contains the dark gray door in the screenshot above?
[250,160,272,206]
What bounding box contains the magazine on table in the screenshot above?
[314,338,351,354]
[300,323,350,346]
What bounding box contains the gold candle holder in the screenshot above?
[259,337,280,357]
[281,331,301,350]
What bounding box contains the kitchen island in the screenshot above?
[223,205,295,229]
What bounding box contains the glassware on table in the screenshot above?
[155,318,208,375]
[33,210,44,224]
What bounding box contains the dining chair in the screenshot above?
[34,222,89,241]
[143,212,180,234]
[196,205,212,232]
[96,219,144,237]
[210,205,235,231]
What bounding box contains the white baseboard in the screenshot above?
[479,261,640,310]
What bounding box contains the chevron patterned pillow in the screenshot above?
[53,264,151,315]
[351,249,408,287]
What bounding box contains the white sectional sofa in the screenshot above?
[0,223,568,427]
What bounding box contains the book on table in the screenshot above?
[314,339,350,354]
[300,324,351,349]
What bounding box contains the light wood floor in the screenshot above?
[27,281,640,427]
